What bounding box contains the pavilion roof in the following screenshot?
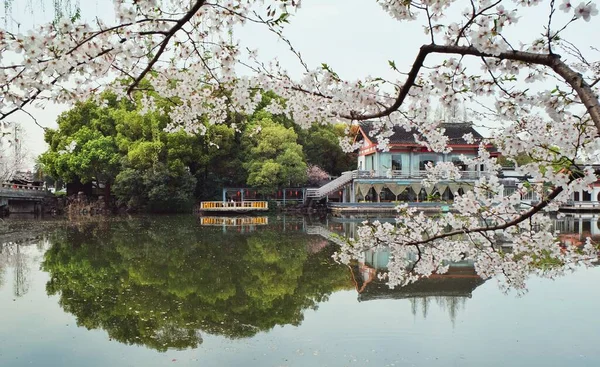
[358,121,485,146]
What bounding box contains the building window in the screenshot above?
[419,154,438,171]
[452,159,468,171]
[583,191,592,202]
[392,154,402,170]
[419,160,435,170]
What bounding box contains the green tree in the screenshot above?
[245,114,307,193]
[40,91,202,211]
[297,124,356,175]
[114,163,197,212]
[254,91,354,176]
[40,99,122,202]
[40,90,354,206]
[192,124,247,199]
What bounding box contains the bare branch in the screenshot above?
[18,108,46,131]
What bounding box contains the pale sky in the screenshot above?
[6,0,598,167]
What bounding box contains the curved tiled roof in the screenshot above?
[359,121,485,145]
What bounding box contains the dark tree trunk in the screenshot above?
[104,181,111,209]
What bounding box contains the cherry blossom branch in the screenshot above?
[126,0,207,95]
[454,0,502,45]
[547,0,556,54]
[0,43,120,122]
[399,183,567,248]
[345,44,600,132]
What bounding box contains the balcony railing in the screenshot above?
[354,170,489,180]
[1,183,45,191]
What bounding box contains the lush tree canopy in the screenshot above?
[41,91,352,210]
[40,98,121,186]
[245,113,308,193]
[42,217,352,351]
[40,93,200,211]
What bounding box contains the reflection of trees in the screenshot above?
[12,244,30,296]
[409,296,467,324]
[0,242,32,297]
[42,217,352,352]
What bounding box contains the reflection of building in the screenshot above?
[323,216,488,323]
[350,247,485,323]
[355,248,484,300]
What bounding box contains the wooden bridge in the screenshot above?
[198,201,269,213]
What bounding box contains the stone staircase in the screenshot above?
[305,170,356,200]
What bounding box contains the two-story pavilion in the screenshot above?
[353,122,497,202]
[305,121,498,204]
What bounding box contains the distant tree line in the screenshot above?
[39,90,355,212]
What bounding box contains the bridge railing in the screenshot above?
[1,183,45,191]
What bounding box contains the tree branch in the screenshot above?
[345,44,600,133]
[126,0,207,95]
[400,182,567,248]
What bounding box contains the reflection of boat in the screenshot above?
[197,201,269,214]
[199,216,269,226]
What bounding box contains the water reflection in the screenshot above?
[41,216,352,352]
[554,213,600,247]
[3,213,597,355]
[328,214,599,323]
[349,247,484,324]
[0,227,49,298]
[0,243,32,297]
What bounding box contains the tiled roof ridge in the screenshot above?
[358,120,486,144]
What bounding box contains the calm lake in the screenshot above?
[1,214,599,367]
